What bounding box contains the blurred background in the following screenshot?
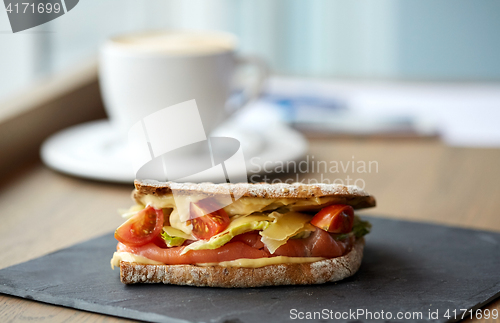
[2,2,500,318]
[2,1,500,310]
[3,0,500,85]
[2,0,500,148]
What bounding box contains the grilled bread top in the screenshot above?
[133,180,376,209]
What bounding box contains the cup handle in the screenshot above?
[231,55,269,111]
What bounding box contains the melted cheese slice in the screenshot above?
[137,194,337,219]
[110,251,324,269]
[260,211,312,254]
[168,209,193,235]
[110,252,162,269]
[197,256,325,268]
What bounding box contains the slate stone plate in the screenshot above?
[0,217,499,323]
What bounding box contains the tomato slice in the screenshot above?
[310,204,354,233]
[115,206,164,247]
[188,198,230,240]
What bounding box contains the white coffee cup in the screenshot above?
[99,30,267,137]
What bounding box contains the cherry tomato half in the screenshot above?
[310,204,354,234]
[115,206,164,247]
[188,198,230,240]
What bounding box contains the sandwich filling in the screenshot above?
[111,194,371,269]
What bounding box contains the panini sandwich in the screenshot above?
[111,180,375,287]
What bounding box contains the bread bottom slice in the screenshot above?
[120,238,364,288]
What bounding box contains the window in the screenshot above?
[2,0,500,104]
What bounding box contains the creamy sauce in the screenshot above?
[110,252,163,269]
[110,251,324,269]
[168,209,193,235]
[197,256,325,268]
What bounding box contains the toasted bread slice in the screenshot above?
[133,180,376,209]
[120,238,364,287]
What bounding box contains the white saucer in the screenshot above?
[41,119,308,183]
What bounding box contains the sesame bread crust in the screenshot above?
[133,180,376,209]
[119,238,364,287]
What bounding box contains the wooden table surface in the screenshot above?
[0,138,499,322]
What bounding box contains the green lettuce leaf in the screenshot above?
[352,217,372,238]
[161,231,186,247]
[332,216,372,241]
